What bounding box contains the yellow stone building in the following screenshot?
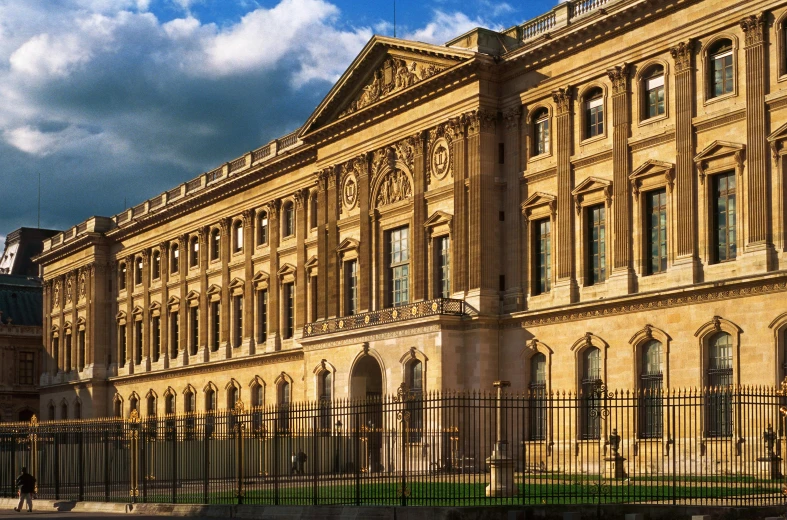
[35,0,787,425]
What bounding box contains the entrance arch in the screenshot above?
[350,354,384,472]
[350,354,384,400]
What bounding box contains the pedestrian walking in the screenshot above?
[297,449,307,475]
[291,452,298,475]
[14,467,36,513]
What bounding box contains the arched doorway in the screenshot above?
[350,355,384,472]
[18,409,34,422]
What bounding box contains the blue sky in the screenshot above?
[0,0,558,242]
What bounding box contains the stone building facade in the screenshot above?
[34,0,787,429]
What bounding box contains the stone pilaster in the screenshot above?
[267,200,281,351]
[552,87,578,301]
[141,249,150,370]
[503,108,524,311]
[294,189,307,335]
[316,170,329,320]
[159,242,170,368]
[178,234,188,365]
[242,209,254,351]
[219,218,231,353]
[198,227,209,361]
[741,14,772,259]
[607,63,635,294]
[358,156,372,313]
[124,255,133,369]
[327,168,340,318]
[448,117,468,296]
[412,132,428,302]
[670,40,700,282]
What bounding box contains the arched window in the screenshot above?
[184,391,195,414]
[583,88,604,139]
[309,193,318,229]
[319,371,332,433]
[708,39,734,98]
[113,399,121,418]
[278,381,291,431]
[282,202,294,238]
[529,353,547,441]
[152,250,161,280]
[165,394,175,415]
[61,402,68,420]
[706,332,733,438]
[210,228,220,261]
[642,65,665,119]
[48,404,56,421]
[129,396,139,416]
[532,108,550,156]
[74,401,81,420]
[228,386,238,411]
[233,220,243,253]
[170,243,179,274]
[258,211,269,246]
[251,383,264,432]
[639,340,663,438]
[205,388,217,412]
[147,395,156,417]
[135,256,143,286]
[189,236,199,268]
[581,347,601,440]
[119,262,127,290]
[406,360,423,441]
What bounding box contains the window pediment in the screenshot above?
[337,238,360,257]
[305,256,319,277]
[571,177,612,214]
[277,263,296,282]
[206,284,221,300]
[229,278,245,296]
[520,192,557,222]
[167,295,180,310]
[768,122,787,159]
[694,140,745,183]
[186,290,200,302]
[149,301,162,317]
[252,271,269,290]
[630,160,675,197]
[423,211,453,235]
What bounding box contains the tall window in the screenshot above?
[438,236,450,298]
[709,39,734,98]
[210,228,220,261]
[189,236,199,268]
[65,332,72,372]
[252,384,264,431]
[210,301,220,352]
[319,371,332,432]
[533,108,550,156]
[278,381,291,431]
[233,220,243,253]
[283,283,294,339]
[165,394,175,415]
[18,352,34,385]
[639,340,663,438]
[258,211,269,245]
[205,388,217,436]
[646,189,668,274]
[406,360,423,442]
[170,312,179,358]
[171,243,179,274]
[529,353,547,441]
[644,67,665,119]
[152,250,161,280]
[189,306,199,356]
[61,403,68,420]
[233,295,243,348]
[345,260,358,316]
[309,193,318,229]
[74,401,81,419]
[77,329,85,371]
[184,391,195,413]
[118,325,126,366]
[50,404,57,421]
[584,88,604,139]
[228,386,238,411]
[152,317,161,362]
[134,320,143,365]
[389,226,410,307]
[534,219,551,294]
[706,332,733,438]
[713,172,736,262]
[129,396,139,416]
[147,396,156,417]
[135,257,143,285]
[119,263,127,290]
[587,205,606,285]
[257,290,268,343]
[283,203,294,238]
[581,347,602,440]
[52,335,59,372]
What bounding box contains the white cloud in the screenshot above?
[9,33,93,78]
[404,11,488,45]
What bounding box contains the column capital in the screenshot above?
[669,40,694,73]
[606,63,629,95]
[740,13,765,47]
[503,108,522,129]
[466,109,496,134]
[551,87,572,115]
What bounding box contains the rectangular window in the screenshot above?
[586,97,604,138]
[389,226,410,307]
[189,306,199,356]
[283,283,294,339]
[714,172,736,262]
[713,50,734,97]
[152,316,161,362]
[19,352,34,385]
[438,236,450,298]
[534,219,551,295]
[170,313,179,358]
[345,260,358,316]
[118,325,126,366]
[235,224,243,252]
[65,333,72,372]
[535,115,550,155]
[171,246,179,274]
[257,290,268,343]
[134,321,143,365]
[234,295,243,348]
[646,75,665,118]
[210,301,220,352]
[77,329,85,371]
[309,276,318,322]
[646,189,668,274]
[587,205,606,285]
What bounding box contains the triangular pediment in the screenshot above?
[186,290,200,301]
[304,256,319,269]
[423,211,453,228]
[277,263,296,278]
[521,192,556,211]
[229,278,245,290]
[167,295,180,307]
[571,177,612,197]
[149,301,161,312]
[630,160,674,180]
[206,284,221,296]
[300,36,475,137]
[694,140,745,163]
[769,122,787,143]
[337,238,360,254]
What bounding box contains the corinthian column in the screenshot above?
[552,87,578,302]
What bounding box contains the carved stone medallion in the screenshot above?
[430,137,451,180]
[343,174,358,211]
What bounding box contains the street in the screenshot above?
[0,512,193,519]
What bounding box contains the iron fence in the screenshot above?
[2,385,787,506]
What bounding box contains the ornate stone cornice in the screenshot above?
[606,63,629,95]
[669,40,693,73]
[740,14,765,47]
[552,87,572,115]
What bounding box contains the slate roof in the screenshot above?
[0,275,42,327]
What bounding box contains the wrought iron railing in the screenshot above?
[302,298,469,338]
[1,386,786,506]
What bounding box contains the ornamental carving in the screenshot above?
[466,109,496,134]
[375,169,412,208]
[552,87,572,115]
[79,271,87,299]
[339,56,446,118]
[66,277,73,303]
[503,108,522,129]
[53,281,60,309]
[606,63,629,95]
[393,135,418,172]
[343,172,358,211]
[430,137,451,181]
[740,14,765,46]
[669,40,693,73]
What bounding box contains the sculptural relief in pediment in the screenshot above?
[339,56,446,118]
[375,169,412,208]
